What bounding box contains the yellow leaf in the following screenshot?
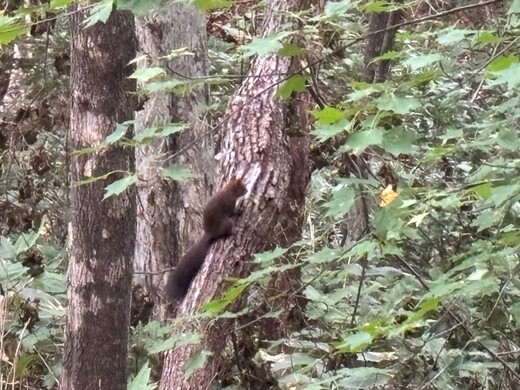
[380,185,398,207]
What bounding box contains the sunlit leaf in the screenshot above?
[192,0,232,11]
[335,332,373,352]
[0,17,29,44]
[277,75,306,99]
[311,106,345,124]
[486,55,518,72]
[103,174,138,199]
[129,67,165,82]
[84,0,114,27]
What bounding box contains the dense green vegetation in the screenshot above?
[1,0,520,388]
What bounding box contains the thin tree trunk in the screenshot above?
[133,4,212,321]
[62,8,136,390]
[159,0,311,387]
[362,7,403,83]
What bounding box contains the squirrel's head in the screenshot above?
[228,178,247,197]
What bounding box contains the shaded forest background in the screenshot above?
[1,0,520,389]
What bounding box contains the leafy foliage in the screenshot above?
[2,0,520,389]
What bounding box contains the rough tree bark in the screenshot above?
[133,4,212,321]
[159,0,311,387]
[340,7,404,247]
[62,8,136,390]
[362,6,403,83]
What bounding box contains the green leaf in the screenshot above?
[191,0,232,11]
[475,31,501,45]
[497,129,520,150]
[0,237,16,260]
[161,164,196,181]
[14,354,38,377]
[277,43,307,57]
[510,302,520,327]
[471,209,502,231]
[254,247,289,263]
[183,350,213,378]
[271,353,317,371]
[371,50,400,62]
[324,0,353,17]
[311,106,345,124]
[307,247,342,264]
[15,231,39,252]
[487,183,520,206]
[381,127,419,156]
[470,182,492,199]
[115,0,159,15]
[336,332,373,352]
[241,32,290,57]
[128,362,154,390]
[489,63,520,89]
[422,146,452,162]
[376,94,421,115]
[486,55,518,72]
[129,67,165,82]
[134,123,186,143]
[103,174,138,199]
[439,128,463,142]
[323,187,355,217]
[105,122,131,144]
[437,28,470,45]
[407,297,439,323]
[32,272,66,294]
[364,0,393,13]
[508,0,520,14]
[49,0,73,9]
[0,17,29,44]
[84,0,114,27]
[277,75,306,99]
[402,53,442,71]
[336,367,392,388]
[345,127,384,154]
[311,118,349,142]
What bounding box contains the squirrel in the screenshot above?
[166,178,247,300]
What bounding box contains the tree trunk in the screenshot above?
[159,0,311,387]
[133,4,212,321]
[362,7,403,83]
[62,8,136,390]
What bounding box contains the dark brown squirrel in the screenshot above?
[166,178,247,300]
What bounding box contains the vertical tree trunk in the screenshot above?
[133,4,212,321]
[159,0,311,387]
[363,7,403,83]
[62,8,136,390]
